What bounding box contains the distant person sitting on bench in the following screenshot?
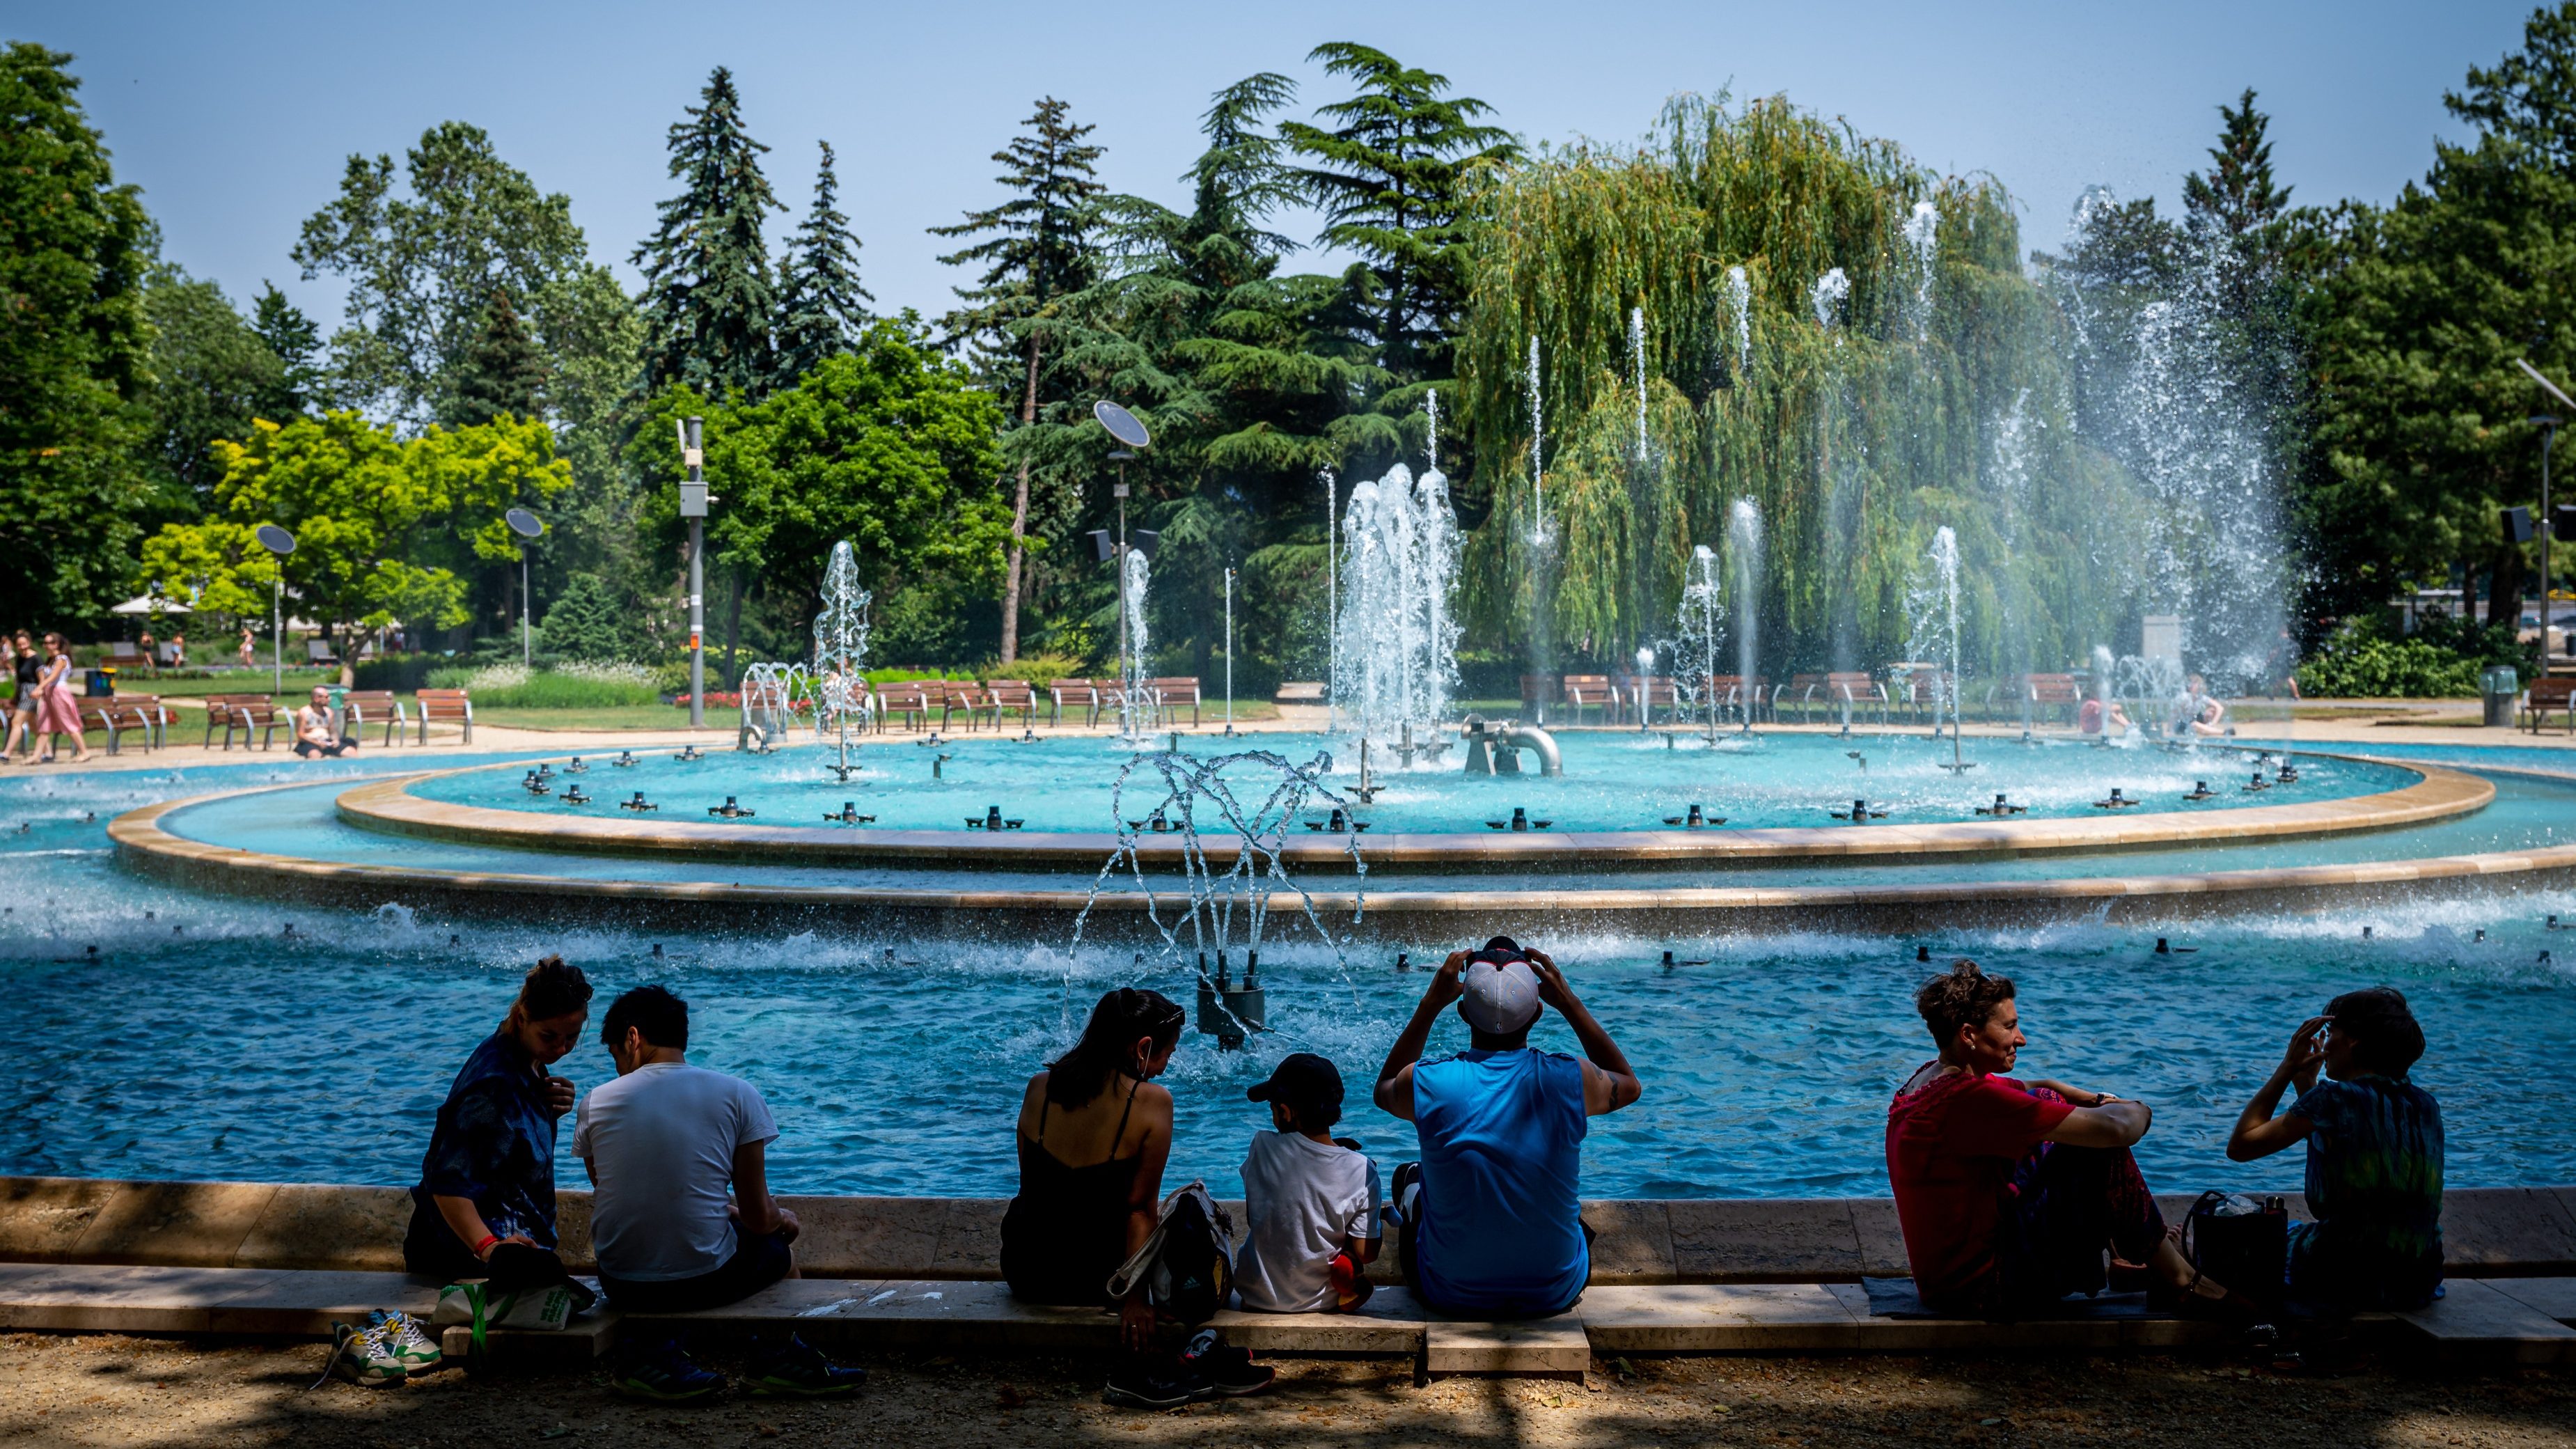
[293,686,355,758]
[576,985,862,1400]
[2226,987,2443,1310]
[2170,673,2226,737]
[1376,937,1642,1319]
[1887,960,2257,1320]
[405,957,592,1283]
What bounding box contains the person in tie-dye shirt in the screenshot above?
[2226,987,2443,1310]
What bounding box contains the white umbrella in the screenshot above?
[109,595,191,616]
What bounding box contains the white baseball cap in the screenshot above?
[1459,957,1541,1035]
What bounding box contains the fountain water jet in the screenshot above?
[812,541,873,781]
[1675,545,1723,741]
[1334,462,1461,751]
[1907,526,1972,773]
[1728,499,1765,729]
[1120,547,1153,741]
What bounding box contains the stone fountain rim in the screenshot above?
[305,751,2485,875]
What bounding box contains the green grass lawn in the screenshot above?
[469,705,716,732]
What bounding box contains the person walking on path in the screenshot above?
[3,632,40,762]
[26,634,91,765]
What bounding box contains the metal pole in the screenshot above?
[521,546,532,667]
[1324,469,1337,733]
[272,576,283,694]
[1115,465,1129,689]
[685,416,705,729]
[1224,566,1235,732]
[2545,423,2557,670]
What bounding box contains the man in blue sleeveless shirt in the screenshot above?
[1374,937,1643,1317]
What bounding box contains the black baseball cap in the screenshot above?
[1246,1052,1344,1111]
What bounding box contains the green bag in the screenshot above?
[432,1280,576,1356]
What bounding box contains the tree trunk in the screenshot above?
[998,336,1042,666]
[2490,545,2527,641]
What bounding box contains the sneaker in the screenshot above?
[322,1321,409,1387]
[366,1310,443,1374]
[744,1333,867,1397]
[611,1338,727,1402]
[1101,1354,1217,1410]
[1181,1329,1275,1397]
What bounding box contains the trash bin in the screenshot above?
[84,667,116,698]
[2482,666,2520,728]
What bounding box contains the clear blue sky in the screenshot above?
[1,0,2544,330]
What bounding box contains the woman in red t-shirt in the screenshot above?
[1887,960,2257,1319]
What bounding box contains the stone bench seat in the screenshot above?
[3,1262,2567,1370]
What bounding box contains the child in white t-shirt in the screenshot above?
[1235,1052,1384,1313]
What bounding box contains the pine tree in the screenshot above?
[932,96,1107,662]
[251,282,321,417]
[1282,44,1517,424]
[442,289,549,425]
[634,66,783,400]
[2184,88,2293,242]
[773,141,872,386]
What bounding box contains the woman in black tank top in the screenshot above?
[1000,988,1184,1339]
[5,632,42,762]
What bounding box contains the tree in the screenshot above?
[2183,88,2293,244]
[2302,4,2576,628]
[632,317,1010,679]
[0,42,155,627]
[634,66,783,402]
[139,412,571,680]
[251,282,322,418]
[141,264,283,513]
[774,141,872,384]
[292,121,587,429]
[537,571,645,663]
[1282,42,1518,453]
[441,288,547,426]
[934,96,1107,662]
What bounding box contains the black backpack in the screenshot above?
[1108,1182,1236,1326]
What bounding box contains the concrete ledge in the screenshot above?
[10,1179,2575,1285]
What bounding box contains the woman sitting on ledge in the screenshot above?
[403,957,591,1282]
[2226,987,2444,1311]
[1887,960,2256,1320]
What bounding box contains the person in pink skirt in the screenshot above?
[29,632,92,764]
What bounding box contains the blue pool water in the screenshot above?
[4,744,2575,1201]
[407,730,2417,835]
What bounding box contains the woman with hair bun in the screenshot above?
[2226,986,2444,1310]
[404,956,594,1282]
[1887,959,2256,1319]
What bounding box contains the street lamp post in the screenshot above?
[1223,565,1236,735]
[677,418,709,728]
[2534,416,2561,668]
[505,508,545,667]
[255,524,296,694]
[1092,402,1153,729]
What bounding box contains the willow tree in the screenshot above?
[1457,94,2146,684]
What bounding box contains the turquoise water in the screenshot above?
[4,746,2574,1200]
[406,730,2417,836]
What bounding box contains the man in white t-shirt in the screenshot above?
[1235,1053,1384,1313]
[575,986,863,1401]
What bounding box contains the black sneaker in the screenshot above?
[611,1338,726,1402]
[744,1332,867,1397]
[1181,1329,1275,1397]
[1101,1355,1217,1410]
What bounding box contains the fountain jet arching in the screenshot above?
[1333,462,1461,753]
[812,540,873,782]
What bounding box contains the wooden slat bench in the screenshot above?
[339,690,408,748]
[1823,671,1885,726]
[1149,675,1202,727]
[201,694,282,751]
[984,680,1039,731]
[1049,678,1099,727]
[2018,672,2082,726]
[100,641,146,669]
[76,695,166,754]
[873,682,930,733]
[410,688,472,744]
[1561,674,1618,725]
[2527,675,2576,734]
[1627,675,1679,726]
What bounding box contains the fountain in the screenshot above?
[1908,526,1973,773]
[1727,499,1764,729]
[1903,199,1938,341]
[1811,268,1850,333]
[812,540,873,783]
[737,661,810,754]
[1119,546,1152,740]
[1526,334,1548,543]
[1333,462,1460,751]
[1674,545,1723,740]
[1727,265,1752,375]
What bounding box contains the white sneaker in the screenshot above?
[324,1322,409,1386]
[368,1310,443,1373]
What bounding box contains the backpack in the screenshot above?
[1106,1180,1236,1326]
[2183,1191,2288,1312]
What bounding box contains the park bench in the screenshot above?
[1895,668,1954,725]
[2016,672,2083,726]
[872,681,931,733]
[100,641,146,669]
[984,680,1039,732]
[410,688,472,744]
[339,690,409,748]
[1519,674,1560,712]
[2527,675,2576,734]
[201,694,283,751]
[1561,674,1618,726]
[304,639,340,666]
[1092,676,1140,728]
[1625,675,1679,726]
[935,680,996,732]
[1822,671,1887,728]
[1695,674,1766,726]
[1149,676,1202,727]
[1273,681,1326,707]
[76,695,166,754]
[1777,672,1828,724]
[1049,678,1099,728]
[157,642,184,668]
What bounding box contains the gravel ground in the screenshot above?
[1,1333,2570,1449]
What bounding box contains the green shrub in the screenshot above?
[422,661,662,708]
[2295,624,2484,698]
[540,572,650,664]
